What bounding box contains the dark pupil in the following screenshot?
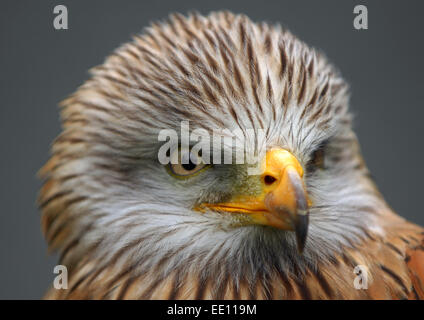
[182,160,197,171]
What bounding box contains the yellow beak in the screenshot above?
[197,149,310,252]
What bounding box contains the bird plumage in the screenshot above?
[39,11,424,299]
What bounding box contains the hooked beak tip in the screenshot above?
[294,211,309,253]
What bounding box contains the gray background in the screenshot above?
[1,0,423,299]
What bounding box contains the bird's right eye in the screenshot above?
[167,148,211,178]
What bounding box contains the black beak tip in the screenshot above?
[294,213,309,254]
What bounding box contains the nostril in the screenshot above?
[263,175,277,185]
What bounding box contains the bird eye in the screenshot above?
[167,148,210,178]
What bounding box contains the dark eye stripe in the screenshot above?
[306,139,330,172]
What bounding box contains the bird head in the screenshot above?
[39,12,386,283]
